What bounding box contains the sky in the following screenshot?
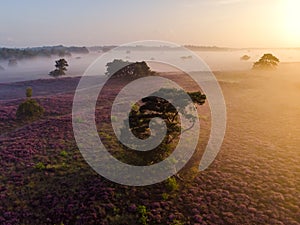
[0,0,299,48]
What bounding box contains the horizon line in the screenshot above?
[1,44,300,50]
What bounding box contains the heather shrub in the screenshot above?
[16,88,44,121]
[34,162,45,170]
[137,205,148,225]
[16,99,44,121]
[162,192,169,200]
[165,177,179,191]
[26,87,32,98]
[60,150,68,157]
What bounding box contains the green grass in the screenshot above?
[34,162,46,170]
[165,177,179,192]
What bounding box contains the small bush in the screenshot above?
[171,220,185,225]
[165,177,179,192]
[16,87,44,121]
[16,99,44,121]
[26,87,32,98]
[240,55,250,61]
[137,205,148,225]
[60,150,68,157]
[162,193,169,200]
[34,162,45,170]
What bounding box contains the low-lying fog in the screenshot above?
[0,49,300,83]
[0,53,101,83]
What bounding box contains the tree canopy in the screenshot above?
[105,59,155,78]
[240,55,250,61]
[0,45,88,60]
[120,88,206,165]
[49,58,69,77]
[253,53,279,69]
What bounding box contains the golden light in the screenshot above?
[283,0,300,44]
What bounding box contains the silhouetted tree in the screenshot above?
[105,59,131,76]
[49,58,68,77]
[253,54,279,69]
[240,55,250,61]
[120,88,206,165]
[105,59,155,78]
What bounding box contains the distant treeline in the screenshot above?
[88,45,180,52]
[89,45,236,52]
[0,45,89,60]
[184,45,234,51]
[0,44,240,61]
[88,46,118,52]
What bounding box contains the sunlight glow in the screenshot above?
[284,0,300,43]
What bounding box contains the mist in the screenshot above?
[0,48,300,83]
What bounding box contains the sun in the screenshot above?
[283,0,300,43]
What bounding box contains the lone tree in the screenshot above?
[120,88,206,165]
[105,59,131,76]
[105,59,155,78]
[49,58,68,77]
[240,55,250,61]
[16,87,44,121]
[253,53,279,69]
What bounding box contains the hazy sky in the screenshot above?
[1,0,299,48]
